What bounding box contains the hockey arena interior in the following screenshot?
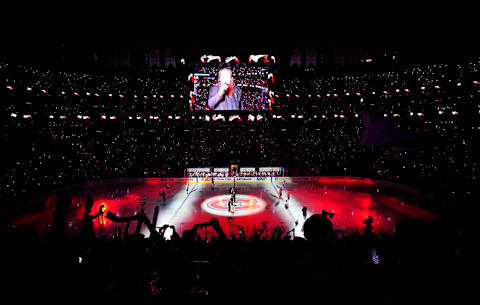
[1,4,478,300]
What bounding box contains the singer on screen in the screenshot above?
[208,68,243,110]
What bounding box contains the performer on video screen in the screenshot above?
[208,68,243,110]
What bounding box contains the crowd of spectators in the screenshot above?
[4,199,470,299]
[2,57,477,299]
[1,58,479,208]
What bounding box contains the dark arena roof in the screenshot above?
[1,2,477,300]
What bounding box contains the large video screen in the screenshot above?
[192,66,270,111]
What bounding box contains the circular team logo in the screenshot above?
[201,194,266,217]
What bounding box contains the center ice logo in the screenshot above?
[201,194,266,216]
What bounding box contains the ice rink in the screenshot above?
[8,177,441,240]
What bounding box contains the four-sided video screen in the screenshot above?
[192,66,270,111]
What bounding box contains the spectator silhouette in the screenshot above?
[250,222,268,240]
[49,193,72,242]
[80,194,95,243]
[303,212,334,245]
[362,216,374,236]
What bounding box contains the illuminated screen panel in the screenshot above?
[192,66,270,111]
